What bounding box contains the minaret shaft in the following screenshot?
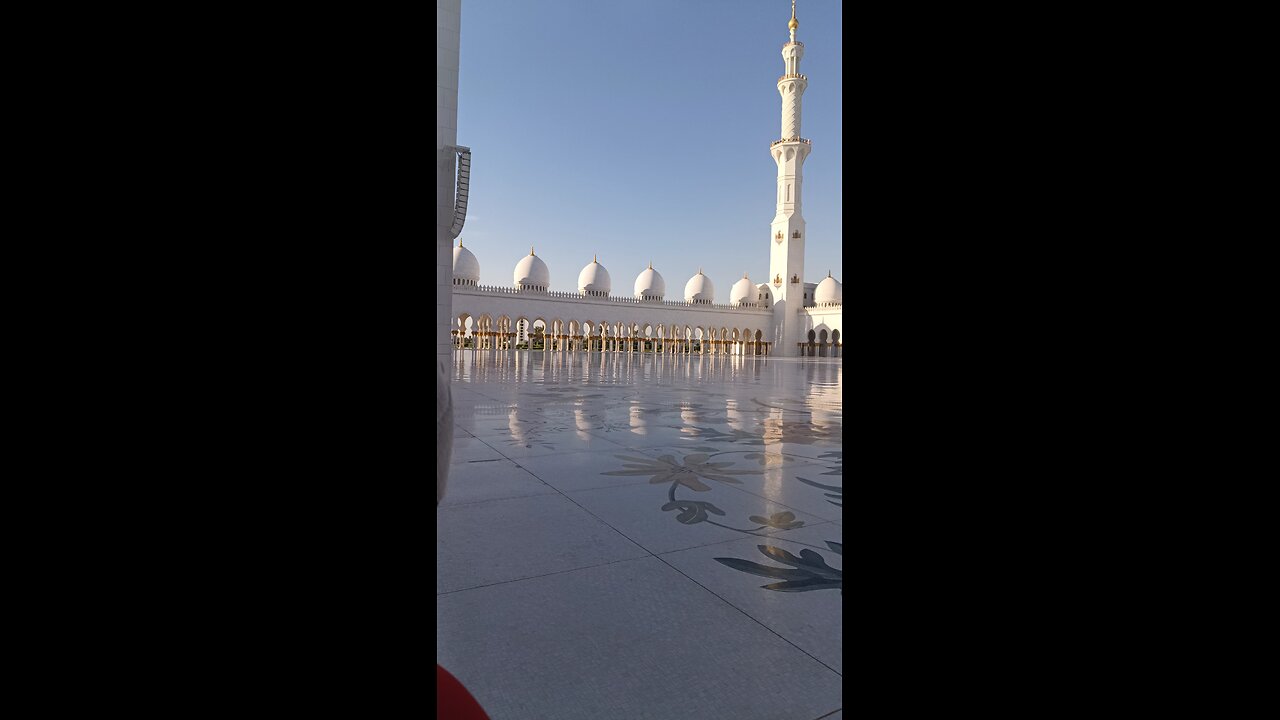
[769,2,810,356]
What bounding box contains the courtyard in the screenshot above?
[438,350,842,720]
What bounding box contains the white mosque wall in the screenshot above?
[448,279,842,356]
[798,304,844,356]
[451,286,786,352]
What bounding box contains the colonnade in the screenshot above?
[451,319,852,358]
[797,341,841,357]
[452,315,773,356]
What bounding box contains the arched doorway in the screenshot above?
[531,319,547,350]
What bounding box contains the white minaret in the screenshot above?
[769,0,810,356]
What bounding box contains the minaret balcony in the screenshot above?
[782,41,804,48]
[777,73,808,83]
[771,137,811,147]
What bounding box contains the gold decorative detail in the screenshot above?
[789,0,798,30]
[793,230,801,238]
[775,231,783,240]
[530,245,535,255]
[773,274,782,287]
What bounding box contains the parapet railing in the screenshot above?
[771,136,812,147]
[470,284,522,295]
[783,41,804,48]
[454,284,772,313]
[548,289,595,300]
[798,302,843,313]
[777,73,808,83]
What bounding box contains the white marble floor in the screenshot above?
[439,350,842,720]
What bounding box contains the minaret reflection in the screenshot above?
[681,401,704,426]
[629,402,650,436]
[725,398,746,432]
[760,403,787,447]
[574,407,594,440]
[506,407,527,446]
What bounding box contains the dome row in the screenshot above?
[452,241,840,305]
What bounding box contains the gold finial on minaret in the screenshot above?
[789,0,798,31]
[828,269,832,277]
[530,245,535,255]
[594,254,598,263]
[458,238,463,247]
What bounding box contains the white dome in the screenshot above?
[814,273,842,304]
[453,241,479,283]
[513,247,550,289]
[634,264,666,299]
[729,273,756,305]
[684,270,715,304]
[577,257,612,295]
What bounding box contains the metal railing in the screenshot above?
[777,73,808,83]
[771,137,812,147]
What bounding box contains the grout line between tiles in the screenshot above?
[655,521,834,553]
[436,554,651,597]
[514,458,843,678]
[651,551,843,679]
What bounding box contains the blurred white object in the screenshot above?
[437,358,453,505]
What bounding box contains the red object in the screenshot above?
[437,664,490,720]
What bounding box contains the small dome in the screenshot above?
[578,256,612,295]
[814,272,842,304]
[729,273,756,305]
[684,270,715,304]
[513,246,550,289]
[634,264,666,299]
[453,240,479,283]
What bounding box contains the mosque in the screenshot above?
[441,2,842,358]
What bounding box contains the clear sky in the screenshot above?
[455,0,841,297]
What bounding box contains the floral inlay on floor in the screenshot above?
[602,446,842,594]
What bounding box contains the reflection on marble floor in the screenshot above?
[439,351,842,720]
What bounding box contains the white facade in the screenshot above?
[437,0,462,366]
[443,3,842,358]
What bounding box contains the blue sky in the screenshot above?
[456,0,841,296]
